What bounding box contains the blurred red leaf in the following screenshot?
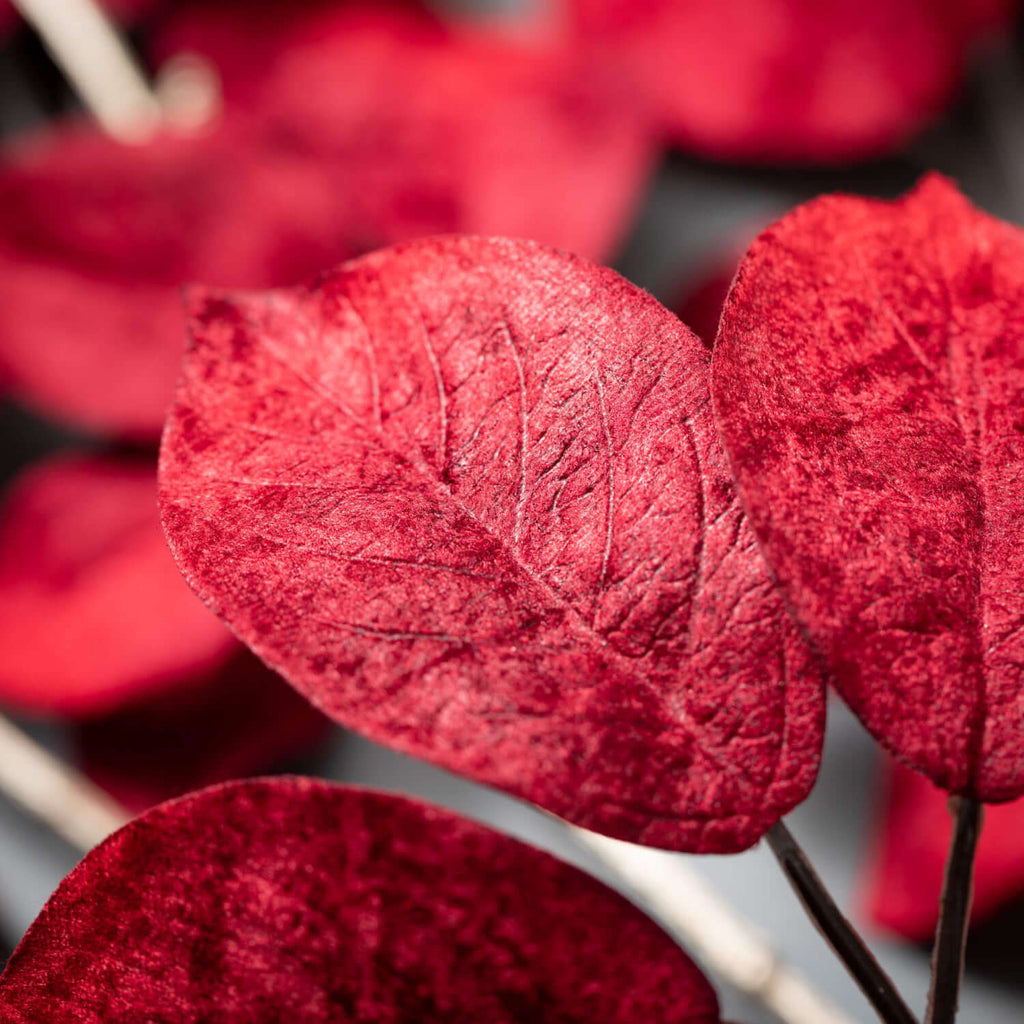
[0,779,726,1022]
[0,452,327,801]
[0,453,232,715]
[73,648,329,811]
[0,125,352,438]
[674,265,734,350]
[159,237,824,853]
[863,759,1024,941]
[1,4,651,438]
[562,0,1014,163]
[713,175,1024,799]
[157,0,653,261]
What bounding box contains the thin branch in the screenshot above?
[11,0,161,141]
[0,713,129,852]
[574,826,859,1024]
[925,797,982,1024]
[767,821,919,1024]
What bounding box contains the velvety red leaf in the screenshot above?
[862,759,1024,940]
[73,648,330,811]
[0,453,234,715]
[0,778,726,1023]
[159,237,824,853]
[563,0,1014,163]
[713,175,1024,800]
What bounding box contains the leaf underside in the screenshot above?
[714,174,1024,800]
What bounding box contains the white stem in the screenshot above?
[0,714,129,852]
[10,0,161,141]
[573,827,858,1024]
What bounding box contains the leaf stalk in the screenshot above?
[767,820,919,1024]
[924,796,982,1024]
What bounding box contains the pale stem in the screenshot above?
[0,713,129,851]
[574,826,859,1024]
[11,0,161,141]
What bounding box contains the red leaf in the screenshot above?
[563,0,1014,163]
[862,759,1024,940]
[713,175,1024,799]
[158,0,653,260]
[73,649,330,811]
[0,4,651,439]
[0,453,233,715]
[159,237,824,853]
[0,125,351,438]
[0,778,727,1023]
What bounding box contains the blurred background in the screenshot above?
[0,1,1022,1021]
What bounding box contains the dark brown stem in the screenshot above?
[767,821,919,1024]
[925,797,983,1024]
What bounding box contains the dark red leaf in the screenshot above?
[862,759,1024,940]
[73,648,330,811]
[159,237,824,853]
[0,778,727,1023]
[563,0,1014,163]
[713,174,1024,800]
[0,453,232,715]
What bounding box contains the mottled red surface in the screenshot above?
[0,454,231,715]
[160,237,824,853]
[863,759,1024,940]
[0,778,725,1023]
[563,0,1014,163]
[714,175,1024,800]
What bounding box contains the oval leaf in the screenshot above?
[0,3,651,440]
[864,759,1024,940]
[713,175,1024,799]
[73,648,329,810]
[0,778,725,1023]
[0,454,232,714]
[564,0,1012,162]
[160,237,823,853]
